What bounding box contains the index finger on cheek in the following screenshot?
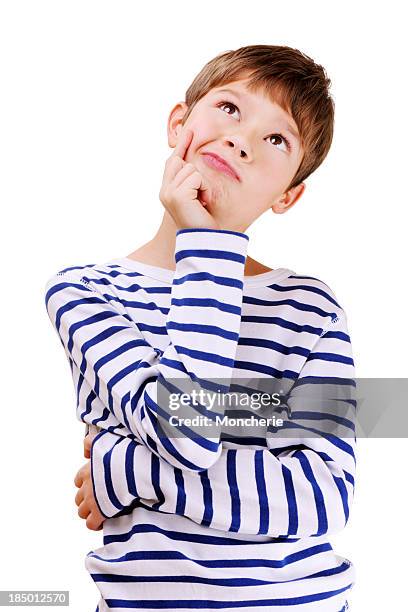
[173,127,193,161]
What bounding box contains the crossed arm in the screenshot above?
[45,228,356,538]
[78,316,356,538]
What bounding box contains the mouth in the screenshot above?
[201,151,241,182]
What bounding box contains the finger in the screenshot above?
[172,162,198,189]
[75,489,84,506]
[161,154,185,188]
[182,168,210,196]
[172,161,210,192]
[86,514,103,531]
[74,471,83,487]
[84,439,91,458]
[172,127,193,161]
[78,501,90,519]
[198,178,210,193]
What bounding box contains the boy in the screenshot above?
[45,45,355,612]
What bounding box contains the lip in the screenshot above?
[201,151,241,182]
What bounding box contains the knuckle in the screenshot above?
[167,154,178,165]
[86,516,98,530]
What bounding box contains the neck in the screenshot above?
[129,210,178,270]
[126,209,272,276]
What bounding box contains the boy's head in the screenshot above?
[167,44,335,233]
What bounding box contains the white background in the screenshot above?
[1,1,406,610]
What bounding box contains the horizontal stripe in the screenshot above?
[102,585,352,608]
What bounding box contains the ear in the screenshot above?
[271,182,306,214]
[167,102,189,148]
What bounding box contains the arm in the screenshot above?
[90,312,357,538]
[44,228,249,473]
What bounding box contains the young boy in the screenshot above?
[45,45,356,612]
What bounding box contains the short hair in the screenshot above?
[181,44,335,192]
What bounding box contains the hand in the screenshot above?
[83,432,92,459]
[74,460,105,531]
[159,127,220,231]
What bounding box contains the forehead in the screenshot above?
[208,79,300,140]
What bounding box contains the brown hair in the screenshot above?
[181,44,335,192]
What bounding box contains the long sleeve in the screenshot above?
[90,311,357,538]
[44,228,249,473]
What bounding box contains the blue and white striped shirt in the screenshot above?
[44,228,356,612]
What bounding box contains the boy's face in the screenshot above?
[168,76,306,233]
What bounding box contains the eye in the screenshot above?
[217,100,292,153]
[217,100,239,118]
[267,133,292,153]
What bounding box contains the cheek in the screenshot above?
[239,173,280,214]
[261,158,291,189]
[187,111,220,142]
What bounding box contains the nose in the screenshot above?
[222,135,251,160]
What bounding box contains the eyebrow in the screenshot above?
[214,88,301,144]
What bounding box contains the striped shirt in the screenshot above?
[44,228,356,612]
